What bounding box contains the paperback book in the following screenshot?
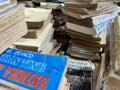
[0,48,67,90]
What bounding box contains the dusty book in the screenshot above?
[14,23,54,52]
[25,8,51,29]
[114,16,120,74]
[24,15,52,39]
[66,17,114,35]
[0,48,68,90]
[65,9,118,27]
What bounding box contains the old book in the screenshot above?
[25,7,51,22]
[65,9,118,27]
[41,40,57,54]
[68,58,95,70]
[25,8,52,29]
[70,45,99,54]
[49,43,62,55]
[62,6,117,19]
[66,16,115,35]
[24,15,52,38]
[14,23,54,52]
[64,2,114,10]
[114,16,120,74]
[0,4,27,54]
[67,48,100,60]
[66,22,97,35]
[63,4,116,15]
[66,29,101,42]
[71,39,103,48]
[40,2,62,9]
[70,42,101,53]
[0,48,68,90]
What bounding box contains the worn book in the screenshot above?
[67,48,100,60]
[65,9,118,27]
[64,2,114,10]
[62,7,117,19]
[0,48,68,90]
[14,23,54,52]
[25,7,51,22]
[113,16,120,74]
[65,29,101,42]
[66,22,110,35]
[66,22,97,35]
[41,40,57,54]
[24,15,52,38]
[26,12,52,30]
[68,58,95,70]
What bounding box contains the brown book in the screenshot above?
[70,40,101,53]
[66,29,101,42]
[66,22,97,35]
[71,39,104,48]
[114,16,120,74]
[67,48,100,60]
[64,2,114,9]
[66,15,93,27]
[62,6,117,19]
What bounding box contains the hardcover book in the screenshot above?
[0,48,67,90]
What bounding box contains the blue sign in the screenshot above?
[0,48,67,90]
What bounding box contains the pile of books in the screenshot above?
[62,0,118,61]
[0,0,28,54]
[62,1,117,19]
[14,8,58,54]
[53,9,70,53]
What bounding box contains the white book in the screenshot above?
[25,7,52,22]
[14,23,54,52]
[66,22,96,35]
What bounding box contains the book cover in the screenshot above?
[0,48,67,90]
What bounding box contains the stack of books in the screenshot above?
[62,1,117,19]
[0,0,28,54]
[53,9,70,53]
[14,8,58,54]
[62,1,118,61]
